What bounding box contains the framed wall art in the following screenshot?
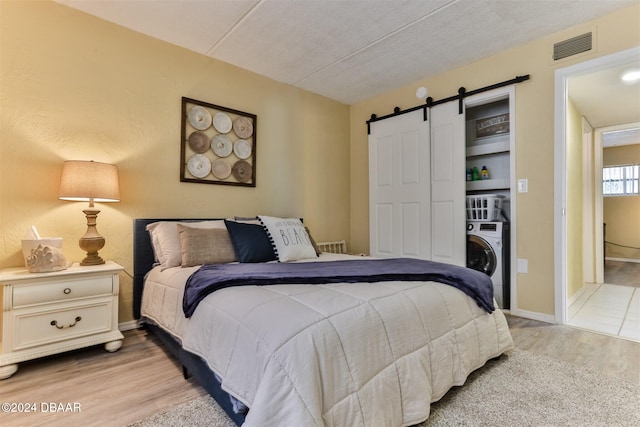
[474,112,509,139]
[180,97,257,187]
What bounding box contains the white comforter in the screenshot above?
[174,257,513,426]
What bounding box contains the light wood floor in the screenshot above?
[2,315,639,427]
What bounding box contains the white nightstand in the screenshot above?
[0,261,124,379]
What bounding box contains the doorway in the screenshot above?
[597,124,640,287]
[568,123,640,341]
[554,47,640,339]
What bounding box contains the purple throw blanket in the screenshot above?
[183,258,495,317]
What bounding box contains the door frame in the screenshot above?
[582,118,595,285]
[553,46,640,324]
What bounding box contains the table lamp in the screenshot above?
[58,160,120,266]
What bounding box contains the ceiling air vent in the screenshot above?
[553,32,592,60]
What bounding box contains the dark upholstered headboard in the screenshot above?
[132,218,223,319]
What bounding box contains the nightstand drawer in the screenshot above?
[12,275,113,308]
[0,262,124,379]
[12,302,112,351]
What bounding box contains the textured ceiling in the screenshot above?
[55,0,639,130]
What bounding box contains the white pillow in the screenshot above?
[258,216,317,262]
[146,220,226,269]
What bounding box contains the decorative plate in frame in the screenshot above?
[233,139,252,160]
[180,97,257,187]
[212,135,232,158]
[232,160,252,183]
[187,154,211,178]
[233,116,254,138]
[213,112,233,134]
[188,106,212,130]
[188,131,210,153]
[212,159,232,179]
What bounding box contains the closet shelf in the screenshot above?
[466,179,510,192]
[465,139,510,157]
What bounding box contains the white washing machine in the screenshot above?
[466,221,510,309]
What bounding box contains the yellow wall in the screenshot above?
[603,144,640,261]
[0,1,350,323]
[566,98,584,299]
[350,5,640,316]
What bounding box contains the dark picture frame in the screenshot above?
[475,112,509,139]
[180,97,257,187]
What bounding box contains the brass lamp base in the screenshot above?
[79,208,106,266]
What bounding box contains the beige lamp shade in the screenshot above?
[58,160,120,266]
[58,160,120,203]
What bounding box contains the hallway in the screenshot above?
[569,281,640,342]
[604,260,640,286]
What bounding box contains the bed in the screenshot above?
[133,217,513,426]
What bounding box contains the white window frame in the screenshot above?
[603,164,639,196]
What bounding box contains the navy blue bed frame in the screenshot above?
[132,218,246,426]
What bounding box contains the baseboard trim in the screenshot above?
[509,308,556,324]
[568,287,586,307]
[118,320,141,331]
[606,257,640,264]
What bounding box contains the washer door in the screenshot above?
[467,235,497,277]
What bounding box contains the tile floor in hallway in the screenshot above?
[568,282,640,342]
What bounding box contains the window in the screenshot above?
[603,165,639,196]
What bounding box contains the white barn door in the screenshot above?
[430,102,466,266]
[368,110,431,259]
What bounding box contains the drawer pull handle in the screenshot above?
[50,316,82,329]
[63,288,71,294]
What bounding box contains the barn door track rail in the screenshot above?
[366,74,530,134]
